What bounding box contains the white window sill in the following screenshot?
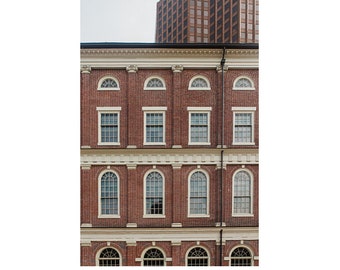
[144,88,166,91]
[188,142,211,146]
[232,87,255,91]
[188,214,210,218]
[143,214,165,218]
[98,142,120,146]
[98,215,121,218]
[144,142,166,146]
[232,142,255,146]
[232,214,254,217]
[97,88,120,91]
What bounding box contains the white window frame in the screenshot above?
[232,107,256,145]
[97,107,121,146]
[188,75,211,90]
[188,169,210,218]
[97,76,120,90]
[143,107,167,146]
[96,247,122,266]
[140,247,168,266]
[185,246,210,266]
[143,169,166,218]
[228,245,254,266]
[187,107,212,145]
[98,169,120,218]
[144,76,166,90]
[232,169,254,217]
[232,76,255,91]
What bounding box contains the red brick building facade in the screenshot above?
[80,43,259,266]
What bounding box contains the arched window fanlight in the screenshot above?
[144,77,166,90]
[187,247,209,266]
[233,76,255,90]
[98,248,121,266]
[189,76,211,90]
[98,76,120,90]
[143,248,165,266]
[230,247,253,266]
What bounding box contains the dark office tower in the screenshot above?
[155,0,259,43]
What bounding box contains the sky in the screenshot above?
[81,0,160,42]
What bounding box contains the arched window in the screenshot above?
[144,77,166,90]
[98,76,120,90]
[143,248,165,266]
[98,248,121,266]
[99,171,119,217]
[144,171,164,216]
[187,247,209,266]
[233,170,253,215]
[188,171,209,216]
[189,76,211,90]
[230,247,253,266]
[233,76,255,90]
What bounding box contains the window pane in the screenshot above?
[145,172,163,215]
[233,171,251,214]
[191,78,208,88]
[187,247,209,266]
[146,113,164,143]
[101,78,118,88]
[190,113,208,142]
[235,113,251,125]
[234,113,252,143]
[99,248,120,266]
[235,78,252,88]
[101,113,118,143]
[101,172,118,215]
[190,172,207,214]
[147,78,164,88]
[231,247,252,266]
[143,249,165,266]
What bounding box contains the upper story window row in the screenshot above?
[96,106,256,147]
[96,75,255,91]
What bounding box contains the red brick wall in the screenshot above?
[80,68,258,149]
[81,164,258,228]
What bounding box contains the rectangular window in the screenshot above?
[232,107,256,145]
[143,107,167,145]
[101,113,118,142]
[191,113,208,142]
[188,107,211,145]
[97,107,121,145]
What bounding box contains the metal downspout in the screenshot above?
[219,47,226,266]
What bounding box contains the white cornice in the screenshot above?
[80,48,258,70]
[80,226,259,244]
[80,148,259,167]
[80,48,258,57]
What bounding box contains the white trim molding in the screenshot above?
[81,148,259,167]
[232,107,256,146]
[97,76,120,91]
[80,226,259,244]
[143,76,166,90]
[187,107,212,146]
[81,48,259,70]
[232,76,255,91]
[142,107,167,146]
[96,107,122,146]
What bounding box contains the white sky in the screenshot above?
[81,0,160,42]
